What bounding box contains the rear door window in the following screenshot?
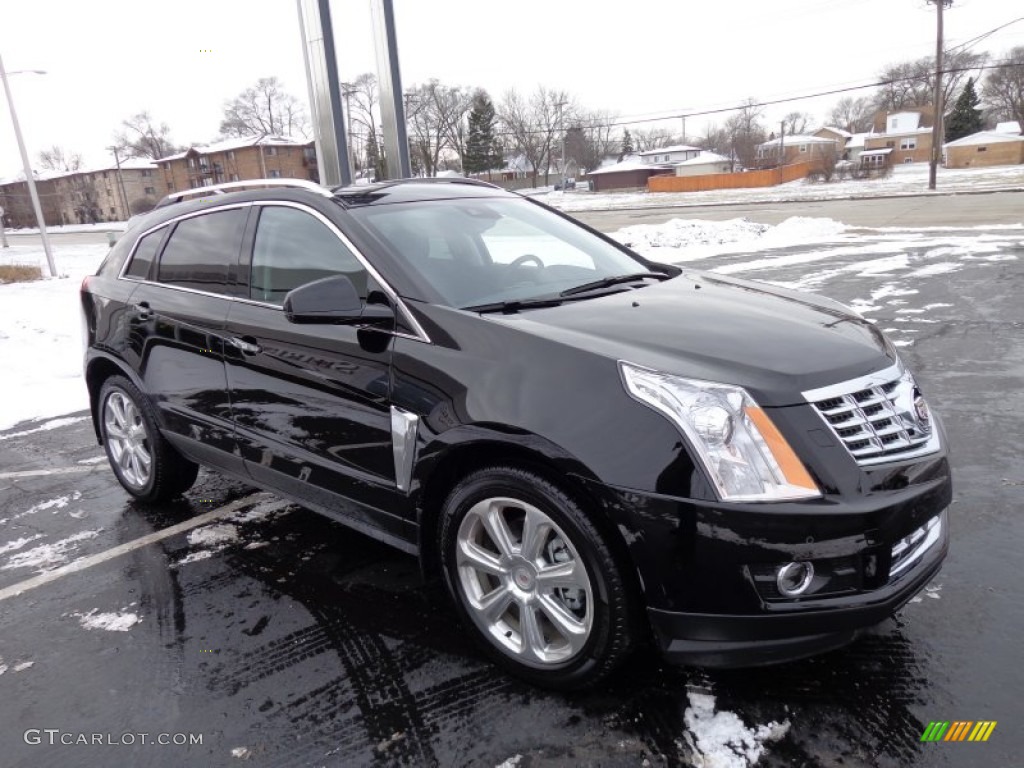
[157,208,247,294]
[249,205,368,304]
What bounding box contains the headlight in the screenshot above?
[619,362,820,502]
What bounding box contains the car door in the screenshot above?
[223,201,413,545]
[125,205,249,473]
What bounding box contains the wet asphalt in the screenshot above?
[1,224,1021,768]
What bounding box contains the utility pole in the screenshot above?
[555,99,567,187]
[107,145,130,220]
[779,120,786,168]
[928,0,952,190]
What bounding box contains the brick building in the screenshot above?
[944,124,1024,169]
[861,111,934,168]
[154,136,317,194]
[0,160,162,227]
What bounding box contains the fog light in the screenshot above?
[777,561,815,597]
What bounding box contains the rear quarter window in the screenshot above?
[123,229,165,279]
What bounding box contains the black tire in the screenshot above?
[439,465,635,690]
[98,375,199,503]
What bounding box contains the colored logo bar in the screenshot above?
[921,721,997,742]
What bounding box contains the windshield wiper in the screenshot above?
[464,297,565,314]
[559,272,669,297]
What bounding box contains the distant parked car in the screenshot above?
[81,177,950,689]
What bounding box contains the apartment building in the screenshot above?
[154,136,318,194]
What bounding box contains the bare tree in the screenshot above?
[113,111,178,160]
[827,96,875,133]
[497,86,572,186]
[220,77,309,139]
[405,80,458,176]
[781,112,813,136]
[564,110,619,172]
[37,145,83,172]
[875,50,988,112]
[984,46,1024,132]
[631,127,676,151]
[816,144,841,182]
[724,99,767,169]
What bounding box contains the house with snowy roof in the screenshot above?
[944,121,1024,169]
[154,135,317,194]
[755,134,839,166]
[861,111,934,167]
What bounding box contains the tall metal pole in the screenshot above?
[297,0,353,186]
[928,0,950,191]
[0,55,57,276]
[370,0,411,178]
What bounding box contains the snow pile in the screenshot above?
[0,242,110,430]
[609,216,846,263]
[75,608,142,632]
[683,692,790,768]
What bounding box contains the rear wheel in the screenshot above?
[439,466,635,689]
[99,376,198,502]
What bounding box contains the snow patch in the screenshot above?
[0,415,89,441]
[683,691,790,767]
[495,756,523,768]
[0,535,44,555]
[1,530,101,572]
[909,262,961,277]
[13,661,35,672]
[176,522,241,566]
[75,608,141,632]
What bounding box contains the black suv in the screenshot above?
[81,178,950,689]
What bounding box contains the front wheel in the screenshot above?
[99,376,199,503]
[439,466,636,689]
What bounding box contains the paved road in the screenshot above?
[1,210,1021,766]
[572,189,1024,229]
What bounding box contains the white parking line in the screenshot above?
[0,466,101,480]
[0,493,265,603]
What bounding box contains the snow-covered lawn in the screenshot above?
[544,163,1024,212]
[2,221,127,236]
[0,242,109,430]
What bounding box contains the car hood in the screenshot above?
[490,271,896,406]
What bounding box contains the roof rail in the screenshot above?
[333,177,502,193]
[155,178,331,208]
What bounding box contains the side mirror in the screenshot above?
[283,275,395,326]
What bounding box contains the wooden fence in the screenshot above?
[648,162,814,193]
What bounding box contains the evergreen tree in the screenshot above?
[465,90,502,176]
[620,129,634,160]
[945,78,984,143]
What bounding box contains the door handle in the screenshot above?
[133,301,152,320]
[229,337,262,355]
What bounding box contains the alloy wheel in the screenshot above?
[103,390,153,489]
[455,496,594,667]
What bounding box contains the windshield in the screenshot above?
[348,197,657,309]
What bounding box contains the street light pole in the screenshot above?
[0,56,57,276]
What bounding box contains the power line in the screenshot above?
[481,58,1021,140]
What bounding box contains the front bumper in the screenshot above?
[580,456,951,668]
[648,515,946,666]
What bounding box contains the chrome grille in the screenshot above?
[803,363,941,466]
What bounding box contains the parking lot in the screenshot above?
[1,198,1022,767]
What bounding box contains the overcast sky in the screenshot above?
[1,0,1021,177]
